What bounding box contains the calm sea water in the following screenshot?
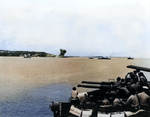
[0,57,150,117]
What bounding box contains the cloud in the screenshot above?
[0,0,149,57]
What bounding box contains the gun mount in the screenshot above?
[127,65,150,72]
[50,65,150,117]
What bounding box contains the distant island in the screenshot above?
[0,50,56,57]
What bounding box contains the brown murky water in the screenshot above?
[0,57,142,100]
[0,57,150,116]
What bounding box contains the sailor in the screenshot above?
[121,78,125,84]
[131,81,142,94]
[49,102,60,117]
[130,72,136,84]
[70,87,80,105]
[113,93,122,107]
[109,91,116,105]
[125,72,133,84]
[82,94,91,105]
[133,70,139,82]
[126,82,132,92]
[113,98,123,109]
[138,86,150,110]
[102,93,110,105]
[115,77,121,87]
[139,72,148,86]
[111,92,125,111]
[123,88,139,112]
[118,82,130,98]
[71,87,78,98]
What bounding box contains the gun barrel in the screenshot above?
[78,84,100,88]
[82,81,115,85]
[127,65,150,72]
[77,84,117,90]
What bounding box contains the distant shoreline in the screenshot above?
[0,50,135,58]
[0,50,56,57]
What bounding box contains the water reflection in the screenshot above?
[0,83,72,117]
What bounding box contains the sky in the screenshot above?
[0,0,150,58]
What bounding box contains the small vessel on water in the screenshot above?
[89,57,94,59]
[49,65,150,117]
[127,57,134,60]
[98,56,111,60]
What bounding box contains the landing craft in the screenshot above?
[49,65,150,117]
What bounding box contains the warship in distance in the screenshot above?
[127,57,134,60]
[98,56,111,60]
[49,65,150,117]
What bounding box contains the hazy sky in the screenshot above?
[0,0,149,58]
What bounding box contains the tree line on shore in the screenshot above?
[0,51,56,57]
